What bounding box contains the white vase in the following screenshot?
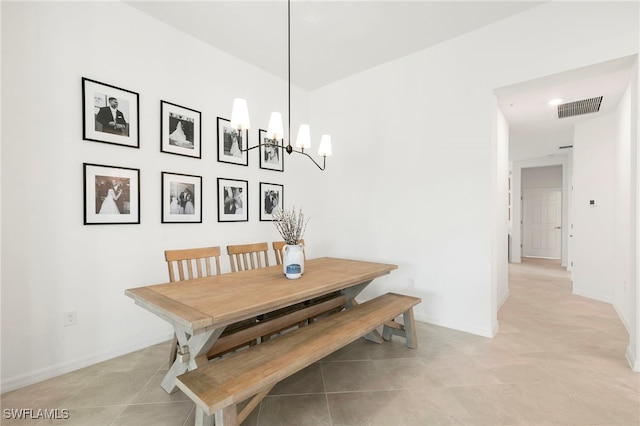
[282,244,304,279]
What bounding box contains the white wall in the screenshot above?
[0,1,317,392]
[522,166,562,189]
[495,104,509,310]
[2,1,639,392]
[571,57,640,373]
[629,56,639,372]
[614,82,634,331]
[573,114,617,302]
[309,1,638,336]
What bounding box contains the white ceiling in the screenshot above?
[125,0,636,161]
[496,55,636,162]
[126,0,545,90]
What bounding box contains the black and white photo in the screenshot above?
[82,78,139,148]
[218,178,248,222]
[83,163,140,224]
[162,172,202,223]
[259,129,284,172]
[161,101,201,158]
[217,117,248,166]
[259,182,283,221]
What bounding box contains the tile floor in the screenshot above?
[2,258,639,425]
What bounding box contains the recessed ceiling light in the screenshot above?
[548,98,563,106]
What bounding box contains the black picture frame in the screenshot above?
[217,117,249,166]
[217,177,248,222]
[82,77,139,148]
[83,163,140,225]
[259,129,284,172]
[161,172,202,223]
[161,101,201,158]
[259,182,284,221]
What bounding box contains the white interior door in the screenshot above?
[522,188,562,258]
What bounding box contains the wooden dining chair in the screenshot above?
[165,246,259,362]
[272,239,305,265]
[164,246,222,364]
[165,246,222,282]
[227,242,270,272]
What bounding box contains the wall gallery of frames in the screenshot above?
[81,77,286,227]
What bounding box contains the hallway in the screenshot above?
[495,257,639,424]
[1,258,639,425]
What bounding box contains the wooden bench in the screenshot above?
[206,293,347,358]
[177,292,421,426]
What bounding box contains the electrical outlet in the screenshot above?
[64,310,77,327]
[408,278,415,288]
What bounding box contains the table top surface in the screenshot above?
[125,257,397,334]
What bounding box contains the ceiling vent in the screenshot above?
[557,96,603,119]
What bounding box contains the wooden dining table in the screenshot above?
[125,257,398,393]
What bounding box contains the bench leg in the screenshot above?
[214,405,237,426]
[382,320,401,341]
[403,308,417,349]
[363,330,384,344]
[195,408,214,426]
[238,385,274,424]
[382,308,418,349]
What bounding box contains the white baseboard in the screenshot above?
[572,288,613,304]
[613,302,631,333]
[414,313,495,338]
[0,331,173,394]
[626,345,640,373]
[498,290,510,309]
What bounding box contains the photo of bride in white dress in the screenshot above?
[161,172,201,223]
[217,117,248,166]
[85,164,139,225]
[99,181,121,214]
[168,113,194,149]
[169,183,196,215]
[229,133,242,157]
[95,177,130,215]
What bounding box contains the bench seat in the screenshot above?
[177,292,421,426]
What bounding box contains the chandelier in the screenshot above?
[229,0,332,171]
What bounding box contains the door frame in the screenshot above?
[510,155,572,268]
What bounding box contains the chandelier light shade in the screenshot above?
[295,124,311,149]
[230,0,331,170]
[267,112,284,140]
[230,98,250,130]
[318,135,332,157]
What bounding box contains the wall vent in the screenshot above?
[557,96,603,119]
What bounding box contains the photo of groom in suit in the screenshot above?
[95,97,129,136]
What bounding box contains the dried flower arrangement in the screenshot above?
[272,206,309,245]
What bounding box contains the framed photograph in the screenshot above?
[259,182,284,221]
[83,163,140,225]
[82,77,139,148]
[259,129,284,172]
[217,117,248,166]
[161,101,201,158]
[161,172,202,223]
[217,178,248,222]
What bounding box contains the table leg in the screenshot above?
[341,280,384,343]
[161,327,224,394]
[341,280,372,307]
